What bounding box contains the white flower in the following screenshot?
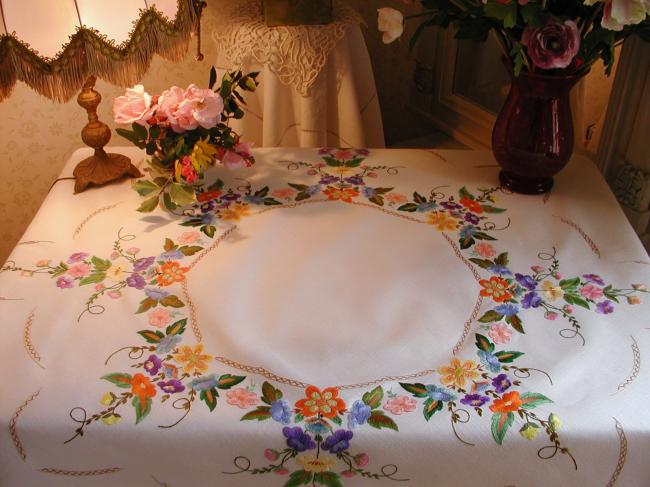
[377,8,404,44]
[584,0,650,31]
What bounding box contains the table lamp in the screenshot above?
[0,0,205,193]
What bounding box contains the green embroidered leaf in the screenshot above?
[217,374,246,390]
[331,415,342,426]
[294,413,304,423]
[506,314,525,334]
[78,272,106,286]
[519,392,553,410]
[559,277,580,291]
[288,183,309,191]
[285,470,313,487]
[254,186,270,197]
[136,297,158,314]
[323,156,342,167]
[200,387,219,412]
[399,382,428,398]
[179,245,203,256]
[207,178,224,192]
[413,191,427,204]
[459,186,474,200]
[169,183,197,206]
[397,203,418,212]
[362,386,384,409]
[494,350,524,363]
[368,195,385,206]
[241,406,272,421]
[469,258,494,269]
[564,293,590,309]
[132,179,159,197]
[375,187,394,195]
[160,295,184,308]
[475,334,495,353]
[295,191,311,201]
[345,157,363,168]
[481,205,507,214]
[181,218,203,227]
[423,397,443,421]
[163,238,177,252]
[314,472,343,487]
[491,412,514,445]
[165,318,187,336]
[101,373,133,388]
[137,330,165,343]
[478,310,503,323]
[264,198,282,206]
[460,236,475,250]
[367,411,398,431]
[137,195,159,213]
[261,381,283,405]
[201,225,216,238]
[91,256,111,271]
[132,395,152,424]
[473,232,497,241]
[494,252,509,266]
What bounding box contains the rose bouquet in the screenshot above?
[378,0,649,76]
[114,68,259,212]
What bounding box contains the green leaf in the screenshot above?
[78,272,106,286]
[399,382,428,398]
[160,295,184,308]
[294,413,304,423]
[165,318,187,336]
[460,235,475,250]
[136,297,158,314]
[200,387,219,412]
[459,186,474,200]
[481,205,507,214]
[288,183,308,191]
[367,411,398,431]
[264,197,282,206]
[362,386,384,409]
[494,252,509,266]
[295,191,311,202]
[369,195,385,206]
[563,293,590,309]
[201,225,216,238]
[285,470,312,487]
[559,277,580,291]
[491,412,514,445]
[331,415,342,426]
[506,314,525,334]
[132,179,159,197]
[163,238,177,252]
[162,192,178,212]
[478,310,504,324]
[469,258,494,269]
[241,406,272,421]
[261,381,283,405]
[91,256,111,271]
[138,195,159,213]
[520,392,553,410]
[473,232,497,241]
[423,397,443,421]
[101,373,133,388]
[484,0,517,28]
[494,350,524,363]
[208,66,217,89]
[521,3,544,28]
[413,191,427,204]
[137,329,165,344]
[217,374,246,390]
[397,203,418,212]
[179,245,203,256]
[132,122,148,140]
[132,395,152,424]
[475,333,495,352]
[169,183,197,206]
[115,128,139,144]
[314,472,343,487]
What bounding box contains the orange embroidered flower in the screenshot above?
[172,344,212,374]
[460,197,483,214]
[323,187,359,203]
[156,261,189,287]
[438,358,480,389]
[479,276,512,302]
[220,203,251,221]
[197,190,222,202]
[427,211,460,232]
[489,391,523,413]
[130,373,156,399]
[295,386,346,418]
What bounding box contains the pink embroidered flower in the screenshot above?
[113,85,157,126]
[488,322,512,344]
[226,388,258,408]
[177,231,201,245]
[264,449,279,461]
[474,242,497,258]
[531,265,545,273]
[126,247,140,255]
[383,395,417,415]
[67,262,91,279]
[580,284,604,300]
[56,276,74,289]
[67,252,89,264]
[333,150,355,161]
[271,188,296,200]
[367,172,378,178]
[354,453,369,467]
[562,304,574,314]
[95,283,105,292]
[385,193,408,204]
[544,311,558,320]
[107,290,122,299]
[148,308,172,328]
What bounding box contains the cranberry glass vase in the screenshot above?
[492,71,583,194]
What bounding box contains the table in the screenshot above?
[211,0,385,148]
[1,147,649,487]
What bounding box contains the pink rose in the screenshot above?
[67,262,91,279]
[178,231,201,245]
[158,86,185,131]
[580,284,604,300]
[113,85,156,126]
[180,156,198,184]
[183,84,224,129]
[522,19,580,70]
[474,242,497,259]
[148,308,172,328]
[226,388,258,408]
[235,141,254,158]
[383,395,417,415]
[222,150,246,169]
[488,322,512,344]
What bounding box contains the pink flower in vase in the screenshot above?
[222,150,247,169]
[179,156,198,184]
[158,86,185,132]
[522,19,580,70]
[113,85,157,126]
[180,84,224,130]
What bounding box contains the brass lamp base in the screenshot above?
[73,75,142,194]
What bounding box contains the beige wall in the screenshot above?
[0,1,420,263]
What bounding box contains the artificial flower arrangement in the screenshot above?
[113,68,259,212]
[378,0,649,76]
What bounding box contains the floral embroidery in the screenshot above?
[173,344,212,374]
[295,386,346,419]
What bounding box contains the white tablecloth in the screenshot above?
[1,147,649,486]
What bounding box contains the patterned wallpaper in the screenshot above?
[0,1,419,264]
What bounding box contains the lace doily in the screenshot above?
[211,0,363,96]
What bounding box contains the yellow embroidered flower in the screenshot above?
[438,358,480,389]
[548,413,562,432]
[329,166,355,176]
[35,259,51,267]
[519,423,540,440]
[428,212,460,232]
[542,280,564,301]
[100,392,115,406]
[627,296,641,305]
[220,203,251,221]
[105,263,128,281]
[102,414,121,426]
[172,344,212,374]
[295,453,336,473]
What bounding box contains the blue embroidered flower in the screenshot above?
[441,201,461,210]
[521,291,542,309]
[515,273,537,291]
[345,175,365,186]
[133,256,155,272]
[306,184,322,196]
[362,187,376,198]
[270,399,292,425]
[244,195,265,205]
[282,427,316,452]
[460,225,478,239]
[478,350,501,373]
[495,303,519,317]
[159,250,184,261]
[200,213,214,225]
[348,400,372,429]
[425,385,456,402]
[200,201,216,213]
[305,419,331,436]
[464,212,480,224]
[156,334,182,354]
[145,288,169,300]
[189,374,219,391]
[417,202,438,212]
[126,273,146,290]
[322,429,353,453]
[489,264,512,276]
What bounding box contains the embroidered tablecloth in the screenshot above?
[1,147,649,487]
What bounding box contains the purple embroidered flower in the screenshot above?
[318,147,333,155]
[425,385,456,402]
[322,429,353,453]
[362,187,376,198]
[282,427,316,452]
[126,273,146,290]
[583,274,605,286]
[188,374,219,391]
[157,379,185,394]
[133,256,155,272]
[522,292,542,309]
[460,394,489,407]
[319,175,339,185]
[417,202,437,212]
[201,213,214,225]
[270,399,292,425]
[478,350,501,373]
[345,175,365,186]
[306,184,322,196]
[464,212,480,224]
[596,300,614,315]
[145,288,169,300]
[515,273,537,291]
[200,201,216,213]
[67,252,89,264]
[143,354,162,375]
[222,192,241,201]
[495,303,519,317]
[441,201,461,210]
[156,334,182,354]
[489,264,511,276]
[159,250,184,261]
[56,276,74,289]
[492,374,511,393]
[348,400,372,429]
[460,225,477,239]
[244,195,265,205]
